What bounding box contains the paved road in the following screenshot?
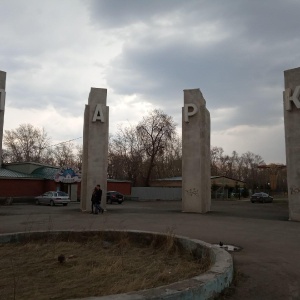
[0,200,299,300]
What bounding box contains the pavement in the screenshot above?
[0,199,299,300]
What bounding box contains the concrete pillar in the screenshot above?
[80,88,109,212]
[0,70,6,167]
[283,67,300,221]
[182,89,211,213]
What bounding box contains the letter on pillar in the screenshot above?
[92,104,105,122]
[284,86,300,111]
[184,103,198,122]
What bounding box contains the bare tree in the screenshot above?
[240,151,265,190]
[137,109,177,186]
[43,142,82,169]
[109,126,144,185]
[3,123,83,170]
[152,135,182,179]
[210,146,270,194]
[41,147,56,166]
[210,146,224,176]
[3,124,50,163]
[74,144,83,170]
[1,148,9,165]
[108,110,178,186]
[51,142,76,168]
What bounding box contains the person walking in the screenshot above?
[94,184,104,214]
[90,187,97,214]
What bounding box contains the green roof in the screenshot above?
[31,167,59,180]
[0,166,59,179]
[0,168,36,178]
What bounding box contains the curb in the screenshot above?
[0,230,233,300]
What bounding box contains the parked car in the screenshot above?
[250,192,273,203]
[106,191,124,204]
[35,191,70,206]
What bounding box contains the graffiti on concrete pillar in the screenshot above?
[290,186,300,195]
[185,188,200,197]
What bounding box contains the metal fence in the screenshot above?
[131,187,182,200]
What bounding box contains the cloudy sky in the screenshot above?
[1,0,299,164]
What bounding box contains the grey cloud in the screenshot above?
[1,0,299,163]
[86,0,184,28]
[105,35,287,126]
[96,0,300,131]
[86,0,300,43]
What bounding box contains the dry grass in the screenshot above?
[0,232,211,300]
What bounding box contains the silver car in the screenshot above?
[35,191,70,206]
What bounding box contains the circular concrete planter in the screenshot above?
[0,230,233,300]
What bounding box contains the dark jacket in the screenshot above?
[91,190,96,203]
[94,189,102,203]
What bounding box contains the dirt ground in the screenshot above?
[0,199,299,300]
[0,232,209,300]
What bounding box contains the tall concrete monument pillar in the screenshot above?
[80,88,109,212]
[0,70,6,167]
[182,89,211,213]
[283,67,300,221]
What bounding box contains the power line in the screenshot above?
[48,137,82,148]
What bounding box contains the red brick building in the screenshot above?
[0,162,131,202]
